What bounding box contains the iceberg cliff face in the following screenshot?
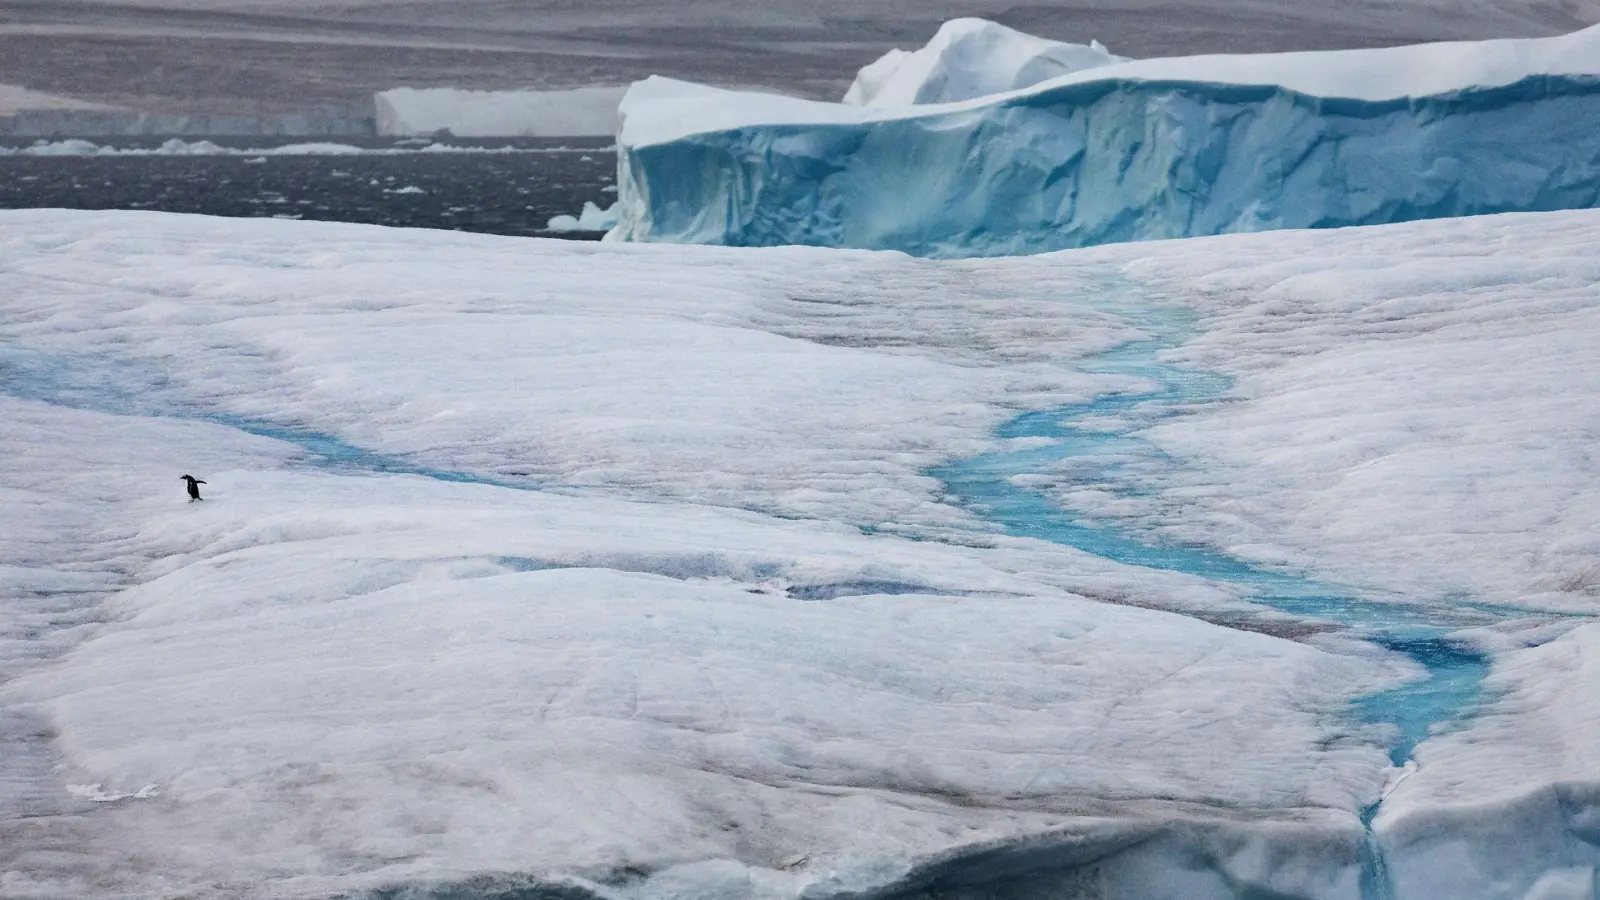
[609,26,1600,257]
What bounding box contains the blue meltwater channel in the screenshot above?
[927,304,1505,898]
[0,343,535,489]
[0,324,1514,897]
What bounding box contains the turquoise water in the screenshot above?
[1,332,1505,896]
[0,344,531,490]
[929,308,1499,821]
[925,305,1516,897]
[2,332,1498,765]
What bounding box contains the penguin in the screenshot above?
[180,474,206,502]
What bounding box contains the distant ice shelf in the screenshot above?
[608,22,1600,257]
[375,86,626,138]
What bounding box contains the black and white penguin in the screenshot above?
[180,474,206,502]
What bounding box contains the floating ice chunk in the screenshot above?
[546,200,619,232]
[13,138,105,156]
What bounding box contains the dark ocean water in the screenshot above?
[0,136,618,239]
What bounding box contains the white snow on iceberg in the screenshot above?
[609,24,1600,257]
[841,18,1125,109]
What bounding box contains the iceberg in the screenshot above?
[545,200,619,232]
[609,24,1600,257]
[841,18,1125,108]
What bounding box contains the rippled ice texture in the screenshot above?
[0,209,1596,900]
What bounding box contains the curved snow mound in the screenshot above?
[841,18,1124,108]
[610,24,1600,258]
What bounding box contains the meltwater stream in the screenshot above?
[0,323,1510,898]
[0,344,534,490]
[929,305,1503,898]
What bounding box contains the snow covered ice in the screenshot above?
[1,206,1598,899]
[840,19,1125,108]
[608,24,1600,256]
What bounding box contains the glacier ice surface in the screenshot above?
[1,209,1599,899]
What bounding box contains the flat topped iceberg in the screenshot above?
[841,18,1124,108]
[609,24,1600,257]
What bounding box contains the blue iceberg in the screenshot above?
[608,25,1600,258]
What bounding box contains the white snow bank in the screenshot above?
[376,86,626,137]
[619,25,1600,147]
[841,18,1125,108]
[546,200,618,232]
